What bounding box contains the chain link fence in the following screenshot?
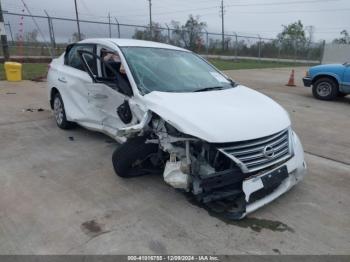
[1,11,324,64]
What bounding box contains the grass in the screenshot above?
[0,59,308,81]
[208,58,309,71]
[0,63,48,81]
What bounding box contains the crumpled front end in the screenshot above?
[151,118,306,219]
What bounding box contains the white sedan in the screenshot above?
[47,38,307,219]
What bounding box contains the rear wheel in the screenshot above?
[112,136,165,178]
[312,77,338,101]
[53,93,75,129]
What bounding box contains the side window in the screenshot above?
[65,45,97,75]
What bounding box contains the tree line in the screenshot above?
[132,16,348,60]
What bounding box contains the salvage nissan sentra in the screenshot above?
[47,39,307,219]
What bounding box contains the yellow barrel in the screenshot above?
[4,62,22,82]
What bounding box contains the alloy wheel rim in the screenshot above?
[53,97,64,125]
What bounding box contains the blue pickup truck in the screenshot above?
[303,63,350,100]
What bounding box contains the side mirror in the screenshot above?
[229,79,238,87]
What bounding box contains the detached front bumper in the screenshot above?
[242,159,306,218]
[303,77,312,87]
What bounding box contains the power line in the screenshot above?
[114,5,217,18]
[179,7,350,17]
[112,0,339,18]
[225,0,338,7]
[112,0,339,17]
[228,7,350,14]
[3,10,346,41]
[20,0,53,57]
[3,4,349,21]
[2,0,342,19]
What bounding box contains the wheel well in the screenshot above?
[312,75,339,87]
[50,87,59,109]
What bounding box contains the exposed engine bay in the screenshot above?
[114,112,303,220]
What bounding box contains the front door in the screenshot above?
[79,46,135,137]
[342,64,350,93]
[86,82,130,136]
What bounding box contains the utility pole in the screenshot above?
[115,18,121,38]
[0,0,10,60]
[74,0,81,41]
[44,10,56,57]
[165,23,170,43]
[108,12,111,38]
[148,0,152,39]
[220,0,225,51]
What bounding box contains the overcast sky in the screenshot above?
[2,0,349,42]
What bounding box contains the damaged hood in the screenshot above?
[143,86,291,143]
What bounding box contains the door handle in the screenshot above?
[58,77,67,83]
[92,94,108,99]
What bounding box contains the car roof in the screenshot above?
[79,38,190,52]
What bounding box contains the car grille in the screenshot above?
[218,129,292,173]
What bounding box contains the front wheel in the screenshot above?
[312,78,338,101]
[112,136,164,178]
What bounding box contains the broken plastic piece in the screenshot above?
[163,160,190,191]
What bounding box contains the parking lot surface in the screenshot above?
[0,67,349,254]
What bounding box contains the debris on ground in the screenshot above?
[31,76,47,82]
[22,108,45,113]
[6,92,16,95]
[185,193,294,232]
[68,136,75,141]
[273,248,281,254]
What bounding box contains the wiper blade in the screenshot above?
[194,86,225,92]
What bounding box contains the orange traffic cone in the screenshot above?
[286,69,296,87]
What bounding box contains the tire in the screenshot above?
[312,77,338,101]
[112,136,162,178]
[53,92,75,129]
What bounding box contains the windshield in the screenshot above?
[120,47,234,94]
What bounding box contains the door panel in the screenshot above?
[59,65,96,124]
[342,66,350,93]
[86,83,132,136]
